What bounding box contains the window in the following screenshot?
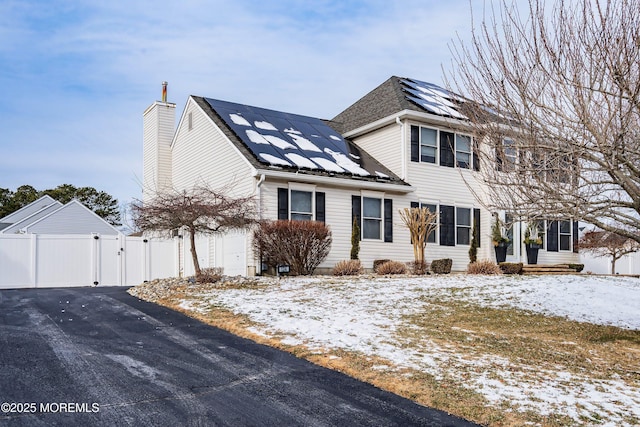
[456,207,471,245]
[411,202,438,243]
[362,197,382,240]
[420,128,437,163]
[278,187,325,222]
[410,125,475,169]
[559,220,571,251]
[497,138,517,172]
[505,213,514,255]
[290,190,312,221]
[456,134,472,169]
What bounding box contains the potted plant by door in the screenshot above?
[523,223,543,265]
[492,217,510,263]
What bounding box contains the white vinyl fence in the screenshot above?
[0,234,181,289]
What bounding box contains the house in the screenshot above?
[0,196,119,235]
[142,77,580,275]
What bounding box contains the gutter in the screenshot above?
[343,109,472,140]
[253,169,415,193]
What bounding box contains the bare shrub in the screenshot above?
[253,220,332,275]
[467,261,502,275]
[409,261,429,275]
[196,267,224,283]
[332,260,363,276]
[499,262,524,275]
[375,261,408,275]
[431,259,452,274]
[373,259,391,271]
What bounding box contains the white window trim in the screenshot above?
[559,219,572,252]
[288,183,316,221]
[455,133,473,169]
[455,205,473,246]
[361,190,384,241]
[414,123,474,169]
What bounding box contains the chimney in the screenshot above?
[142,82,176,202]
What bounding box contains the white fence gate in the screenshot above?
[0,234,179,289]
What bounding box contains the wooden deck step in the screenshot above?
[522,264,579,275]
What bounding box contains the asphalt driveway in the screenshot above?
[0,286,477,426]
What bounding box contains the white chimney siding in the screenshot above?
[143,97,176,203]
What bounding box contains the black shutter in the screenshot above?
[352,196,361,240]
[315,192,325,223]
[440,131,455,168]
[410,126,419,162]
[439,205,455,246]
[473,140,480,171]
[474,208,481,247]
[384,199,393,242]
[496,147,503,172]
[277,188,288,220]
[547,220,559,252]
[573,220,579,253]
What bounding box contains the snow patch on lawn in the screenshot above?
[184,274,640,425]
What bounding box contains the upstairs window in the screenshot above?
[456,134,472,169]
[420,127,438,163]
[497,138,517,172]
[411,125,475,169]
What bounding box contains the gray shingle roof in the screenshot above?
[331,76,468,134]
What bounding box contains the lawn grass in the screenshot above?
[139,280,640,427]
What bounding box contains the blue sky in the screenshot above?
[0,0,504,210]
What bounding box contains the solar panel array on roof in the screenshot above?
[400,78,467,120]
[206,98,390,178]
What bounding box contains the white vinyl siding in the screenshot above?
[171,99,254,197]
[347,123,403,178]
[143,101,175,202]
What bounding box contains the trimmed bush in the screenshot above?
[333,260,363,276]
[568,263,584,272]
[467,260,502,275]
[499,262,524,275]
[196,267,224,283]
[409,260,429,275]
[373,259,391,271]
[253,220,332,275]
[431,258,452,274]
[375,260,407,275]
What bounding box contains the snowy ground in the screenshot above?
[178,274,640,426]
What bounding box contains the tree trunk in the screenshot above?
[189,226,201,278]
[611,257,617,275]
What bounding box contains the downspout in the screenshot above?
[396,116,406,180]
[256,173,266,220]
[255,174,266,275]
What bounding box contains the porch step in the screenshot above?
[522,264,579,275]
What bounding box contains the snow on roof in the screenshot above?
[205,98,376,177]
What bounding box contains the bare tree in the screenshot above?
[399,207,439,272]
[448,0,640,243]
[131,184,256,279]
[579,230,640,274]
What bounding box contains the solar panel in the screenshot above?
[400,78,467,120]
[206,98,390,178]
